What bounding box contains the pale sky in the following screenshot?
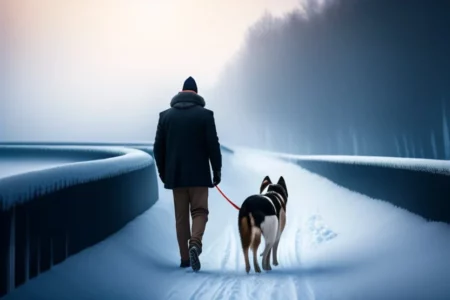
[3,0,302,141]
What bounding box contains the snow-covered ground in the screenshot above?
[4,148,450,300]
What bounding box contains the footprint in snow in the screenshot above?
[305,215,337,245]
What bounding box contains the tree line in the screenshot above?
[212,0,450,159]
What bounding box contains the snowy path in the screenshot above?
[4,149,450,300]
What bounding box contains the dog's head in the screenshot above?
[259,175,288,204]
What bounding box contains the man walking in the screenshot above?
[153,76,222,272]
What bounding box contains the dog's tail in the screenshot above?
[238,215,252,251]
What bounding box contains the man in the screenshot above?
[153,76,222,272]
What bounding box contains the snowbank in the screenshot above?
[0,145,159,297]
[0,146,153,210]
[276,153,450,175]
[246,148,450,224]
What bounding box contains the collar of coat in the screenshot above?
[170,90,206,109]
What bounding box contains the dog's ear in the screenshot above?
[260,176,271,194]
[277,176,287,195]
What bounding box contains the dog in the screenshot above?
[238,175,288,273]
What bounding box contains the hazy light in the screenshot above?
[2,0,300,142]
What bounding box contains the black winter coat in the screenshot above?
[153,91,222,189]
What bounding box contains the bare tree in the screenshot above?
[431,130,438,159]
[443,101,450,159]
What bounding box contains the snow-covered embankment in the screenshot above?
[265,151,450,224]
[0,145,158,297]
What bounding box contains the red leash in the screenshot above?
[215,185,240,210]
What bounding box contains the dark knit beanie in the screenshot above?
[182,76,198,93]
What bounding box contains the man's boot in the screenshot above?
[189,243,202,272]
[180,259,190,268]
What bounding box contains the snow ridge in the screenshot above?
[0,146,153,211]
[282,154,450,176]
[235,146,450,176]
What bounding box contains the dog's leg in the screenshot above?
[273,210,286,266]
[266,248,273,270]
[260,216,278,271]
[251,229,262,273]
[243,244,251,274]
[267,248,272,265]
[261,240,274,271]
[239,216,252,273]
[272,239,280,266]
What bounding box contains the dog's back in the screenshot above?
[239,195,276,229]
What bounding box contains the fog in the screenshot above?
[2,0,450,159]
[0,0,299,142]
[212,0,450,158]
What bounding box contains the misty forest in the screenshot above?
[211,0,450,159]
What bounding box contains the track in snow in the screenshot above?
[4,148,450,300]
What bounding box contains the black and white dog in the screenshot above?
[238,176,288,273]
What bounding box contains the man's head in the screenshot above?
[182,76,198,93]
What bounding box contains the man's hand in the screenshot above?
[213,170,221,186]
